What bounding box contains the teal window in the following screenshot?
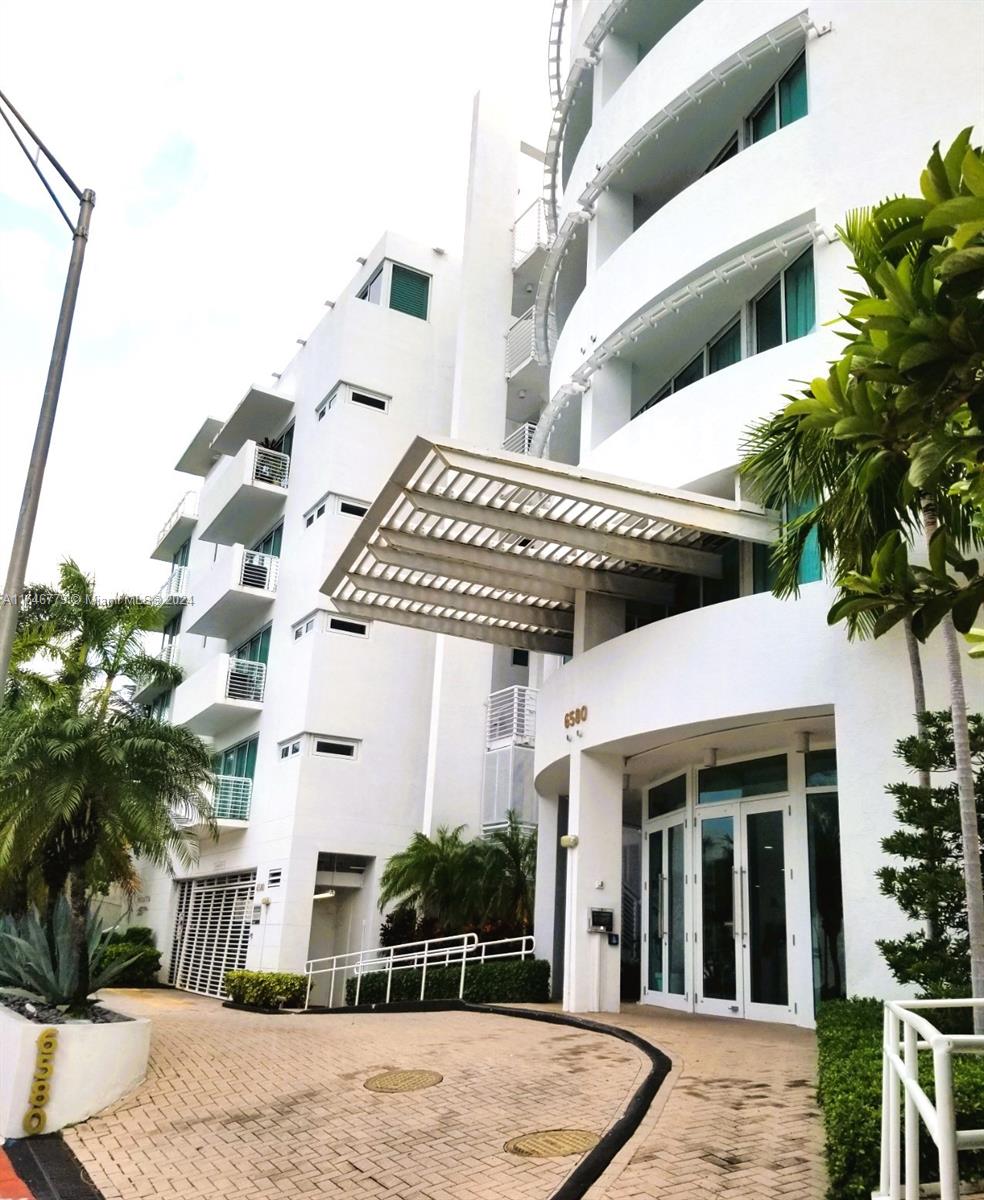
[147,690,172,723]
[269,425,293,459]
[748,52,808,145]
[784,248,815,341]
[807,792,846,1010]
[702,539,741,607]
[805,748,837,788]
[172,539,190,569]
[234,625,271,665]
[252,523,283,558]
[648,774,687,819]
[752,543,777,594]
[754,281,783,353]
[389,264,430,320]
[698,754,788,804]
[787,495,822,584]
[708,323,741,374]
[213,735,258,781]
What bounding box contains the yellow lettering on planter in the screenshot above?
[22,1026,57,1136]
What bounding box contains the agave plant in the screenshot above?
[0,896,140,1013]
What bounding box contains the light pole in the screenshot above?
[0,88,94,701]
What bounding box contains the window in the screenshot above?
[214,735,258,781]
[339,499,368,518]
[233,625,271,665]
[357,265,383,304]
[389,264,430,320]
[251,523,283,559]
[293,618,316,640]
[806,748,837,788]
[787,494,822,584]
[698,754,788,804]
[648,774,686,819]
[267,869,282,889]
[511,649,529,668]
[313,737,358,759]
[305,494,370,527]
[172,538,190,569]
[147,689,172,723]
[748,53,807,145]
[351,390,388,412]
[708,322,741,374]
[329,616,368,637]
[279,739,301,759]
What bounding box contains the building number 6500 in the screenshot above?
[563,705,588,729]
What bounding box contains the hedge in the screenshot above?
[224,970,307,1009]
[817,999,984,1198]
[106,925,155,947]
[100,942,162,986]
[344,957,550,1007]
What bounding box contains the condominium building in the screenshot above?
[324,0,984,1026]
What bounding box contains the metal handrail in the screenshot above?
[156,491,198,549]
[239,548,280,592]
[876,998,984,1199]
[212,775,252,821]
[502,423,537,455]
[155,565,189,606]
[513,198,548,267]
[225,656,266,703]
[486,685,537,747]
[303,932,535,1010]
[252,445,290,489]
[505,308,536,377]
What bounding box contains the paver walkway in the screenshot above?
[64,991,826,1200]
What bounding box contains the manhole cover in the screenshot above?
[364,1069,443,1093]
[504,1129,600,1158]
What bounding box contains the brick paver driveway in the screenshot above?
[65,991,825,1200]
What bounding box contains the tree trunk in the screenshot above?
[68,871,90,1013]
[904,617,938,938]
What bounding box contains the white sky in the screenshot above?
[0,0,553,598]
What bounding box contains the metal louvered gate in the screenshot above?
[169,870,256,998]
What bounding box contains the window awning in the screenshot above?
[321,438,778,654]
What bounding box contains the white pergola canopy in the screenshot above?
[321,438,778,654]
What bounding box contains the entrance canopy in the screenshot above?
[321,438,777,655]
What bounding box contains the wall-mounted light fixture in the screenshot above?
[560,834,579,849]
[796,731,812,754]
[704,747,718,767]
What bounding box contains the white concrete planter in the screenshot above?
[0,1003,150,1137]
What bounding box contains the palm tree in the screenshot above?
[378,825,484,933]
[479,812,537,934]
[0,560,214,1011]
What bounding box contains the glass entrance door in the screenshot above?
[642,815,689,1009]
[695,801,793,1021]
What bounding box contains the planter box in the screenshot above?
[0,1004,150,1137]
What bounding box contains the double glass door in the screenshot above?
[644,798,793,1022]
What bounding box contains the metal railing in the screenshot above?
[155,565,189,606]
[156,491,198,549]
[303,932,535,1010]
[239,548,280,592]
[512,198,548,267]
[501,423,537,455]
[252,445,290,489]
[224,656,266,703]
[876,998,984,1199]
[212,775,252,822]
[160,639,179,667]
[505,307,537,377]
[487,685,537,747]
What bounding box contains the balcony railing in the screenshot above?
[486,685,537,747]
[213,775,252,822]
[225,657,266,703]
[157,491,198,549]
[160,639,179,667]
[251,445,290,489]
[505,308,536,377]
[155,565,190,606]
[239,548,280,592]
[502,423,537,455]
[512,198,548,267]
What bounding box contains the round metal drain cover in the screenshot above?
[364,1069,443,1093]
[504,1129,600,1158]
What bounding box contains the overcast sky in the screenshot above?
[0,0,552,598]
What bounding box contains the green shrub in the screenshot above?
[224,970,307,1009]
[106,925,156,947]
[100,943,161,986]
[344,957,549,1006]
[817,998,984,1198]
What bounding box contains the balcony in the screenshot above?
[186,545,280,637]
[486,685,537,748]
[505,309,548,424]
[211,386,294,457]
[153,565,191,621]
[501,422,537,456]
[132,639,178,706]
[197,440,290,546]
[172,775,251,831]
[152,492,198,561]
[512,198,549,313]
[171,653,266,736]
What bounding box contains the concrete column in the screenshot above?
[593,33,636,108]
[573,588,625,654]
[587,188,633,274]
[580,356,632,454]
[533,792,559,985]
[563,750,623,1013]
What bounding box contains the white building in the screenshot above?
[322,0,984,1027]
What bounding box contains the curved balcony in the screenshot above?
[186,545,279,638]
[550,115,818,393]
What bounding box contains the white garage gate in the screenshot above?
[168,870,256,998]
